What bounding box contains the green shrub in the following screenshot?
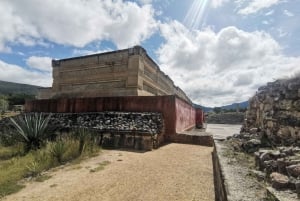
[49,140,67,164]
[72,127,91,154]
[9,113,52,152]
[63,139,80,161]
[26,161,41,177]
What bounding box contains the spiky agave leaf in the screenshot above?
[9,113,52,151]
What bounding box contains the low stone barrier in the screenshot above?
[1,112,164,151]
[169,134,213,147]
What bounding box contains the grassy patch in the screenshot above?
[90,161,110,173]
[0,126,102,198]
[0,182,24,198]
[0,145,23,160]
[0,153,35,197]
[0,141,101,198]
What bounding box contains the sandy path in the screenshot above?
[3,143,214,201]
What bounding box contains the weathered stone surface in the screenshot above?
[286,164,300,178]
[38,46,191,103]
[270,172,289,189]
[242,76,300,146]
[242,139,261,153]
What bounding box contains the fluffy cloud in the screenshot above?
[0,0,157,52]
[26,56,52,72]
[238,0,280,15]
[157,21,300,106]
[0,60,52,87]
[211,0,229,8]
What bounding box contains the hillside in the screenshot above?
[194,101,249,112]
[0,80,40,95]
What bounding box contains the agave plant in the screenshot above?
[49,140,67,164]
[10,113,52,152]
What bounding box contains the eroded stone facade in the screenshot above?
[244,76,300,145]
[38,46,191,103]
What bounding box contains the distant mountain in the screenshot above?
[221,101,249,110]
[0,80,40,95]
[194,101,248,112]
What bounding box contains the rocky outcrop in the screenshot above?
[226,76,300,197]
[243,77,300,146]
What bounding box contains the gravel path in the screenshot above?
[3,143,214,201]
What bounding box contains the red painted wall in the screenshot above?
[196,108,204,127]
[175,98,196,133]
[25,95,197,137]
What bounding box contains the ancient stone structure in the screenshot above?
[27,46,208,150]
[244,76,300,145]
[38,46,191,103]
[229,76,300,197]
[25,96,205,147]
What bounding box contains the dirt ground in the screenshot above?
[3,143,214,201]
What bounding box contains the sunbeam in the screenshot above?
[183,0,210,30]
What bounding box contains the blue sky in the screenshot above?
[0,0,299,106]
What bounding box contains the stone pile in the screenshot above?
[254,147,300,194]
[243,76,300,145]
[12,112,163,135]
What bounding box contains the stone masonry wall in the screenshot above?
[244,76,300,145]
[0,112,163,151]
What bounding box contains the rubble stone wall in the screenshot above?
[1,112,163,151]
[244,77,300,145]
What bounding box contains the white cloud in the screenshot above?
[283,10,294,17]
[0,60,52,87]
[26,56,52,72]
[0,0,157,52]
[238,0,280,15]
[211,0,229,8]
[157,21,300,106]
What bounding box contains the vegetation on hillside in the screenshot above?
[0,113,101,198]
[0,80,38,114]
[0,80,39,96]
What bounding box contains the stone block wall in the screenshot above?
[39,46,191,104]
[244,77,300,145]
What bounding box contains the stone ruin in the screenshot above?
[244,77,300,145]
[229,76,300,196]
